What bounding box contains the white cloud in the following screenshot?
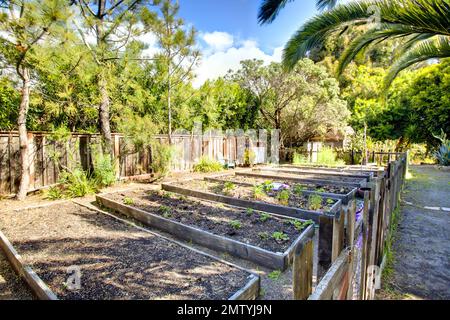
[193,33,283,88]
[202,31,234,53]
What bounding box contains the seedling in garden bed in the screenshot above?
[268,270,282,281]
[293,184,304,195]
[326,198,335,205]
[316,188,326,193]
[229,220,242,230]
[123,197,134,205]
[223,181,236,195]
[246,207,254,216]
[271,232,289,242]
[259,213,271,222]
[308,194,323,211]
[277,190,290,206]
[261,180,274,193]
[159,205,172,218]
[253,185,266,200]
[289,219,314,231]
[258,232,270,240]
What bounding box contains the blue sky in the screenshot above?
[178,0,319,53]
[152,1,323,87]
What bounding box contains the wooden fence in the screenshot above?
[308,152,408,300]
[0,131,267,196]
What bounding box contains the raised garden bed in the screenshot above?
[205,174,357,205]
[97,189,315,270]
[0,201,259,300]
[254,168,368,184]
[237,171,363,188]
[162,179,341,223]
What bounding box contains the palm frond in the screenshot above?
[384,36,450,89]
[395,33,436,56]
[258,0,294,24]
[337,24,420,75]
[282,0,450,70]
[316,0,339,11]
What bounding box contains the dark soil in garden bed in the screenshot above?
[103,190,312,253]
[210,175,353,195]
[173,180,338,212]
[0,202,251,300]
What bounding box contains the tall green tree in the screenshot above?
[143,0,200,143]
[259,0,450,90]
[72,0,159,153]
[0,0,71,199]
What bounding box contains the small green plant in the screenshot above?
[223,181,236,194]
[253,185,266,200]
[193,156,224,173]
[159,205,172,217]
[290,219,314,231]
[308,194,323,211]
[45,186,63,200]
[229,220,242,230]
[268,270,282,281]
[123,197,134,205]
[246,207,254,216]
[432,129,450,166]
[277,190,290,206]
[293,184,305,195]
[260,180,274,193]
[316,187,326,193]
[271,232,289,242]
[258,232,270,240]
[259,213,271,222]
[326,198,335,205]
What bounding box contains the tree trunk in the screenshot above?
[98,70,112,155]
[16,67,31,200]
[167,64,173,145]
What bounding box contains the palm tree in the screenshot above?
[258,0,450,90]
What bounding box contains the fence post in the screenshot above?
[293,239,313,300]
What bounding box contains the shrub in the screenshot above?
[292,152,308,165]
[244,149,256,167]
[316,147,345,166]
[433,130,450,166]
[59,168,97,198]
[92,153,116,188]
[193,156,223,173]
[151,142,175,176]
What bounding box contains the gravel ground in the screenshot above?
[0,250,34,300]
[0,201,252,300]
[378,165,450,300]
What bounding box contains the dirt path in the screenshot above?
[380,165,450,300]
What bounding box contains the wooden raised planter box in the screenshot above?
[161,182,342,223]
[236,171,363,188]
[204,175,357,206]
[254,168,369,184]
[161,182,346,278]
[0,201,260,300]
[96,194,315,271]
